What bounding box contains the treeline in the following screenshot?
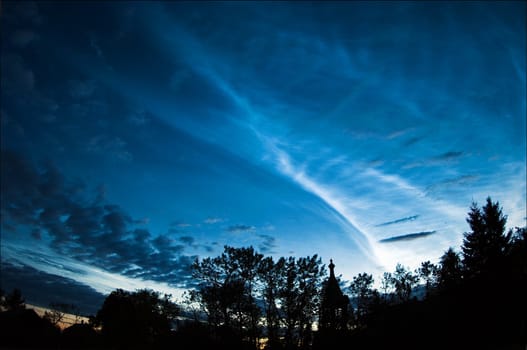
[1,197,525,349]
[338,198,526,350]
[185,197,527,350]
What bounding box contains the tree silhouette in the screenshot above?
[231,246,263,348]
[391,264,418,302]
[192,246,326,349]
[257,256,283,350]
[43,302,80,327]
[508,226,527,275]
[417,260,438,296]
[44,305,66,327]
[296,255,325,348]
[462,197,510,277]
[2,288,25,311]
[279,255,325,349]
[191,246,263,347]
[380,271,394,303]
[437,247,462,290]
[96,288,179,349]
[279,256,300,348]
[348,272,375,326]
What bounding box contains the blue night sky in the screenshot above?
[1,1,526,313]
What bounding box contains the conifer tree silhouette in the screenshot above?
[462,197,510,277]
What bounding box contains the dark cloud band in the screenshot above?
[0,150,195,289]
[0,261,105,315]
[376,215,419,227]
[379,231,437,243]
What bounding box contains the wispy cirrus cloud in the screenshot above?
[376,215,420,227]
[140,11,469,272]
[171,221,192,228]
[403,151,466,169]
[48,2,527,272]
[108,4,525,277]
[204,217,224,224]
[262,140,379,265]
[379,231,437,243]
[402,136,422,147]
[425,175,480,195]
[386,127,415,140]
[227,224,255,233]
[431,151,464,162]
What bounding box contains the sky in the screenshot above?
[1,1,526,315]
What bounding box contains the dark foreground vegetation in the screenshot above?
[1,197,525,349]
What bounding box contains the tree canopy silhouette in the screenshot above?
[1,288,26,311]
[462,197,510,276]
[96,288,179,349]
[437,247,462,290]
[191,245,325,349]
[348,272,375,326]
[190,245,263,348]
